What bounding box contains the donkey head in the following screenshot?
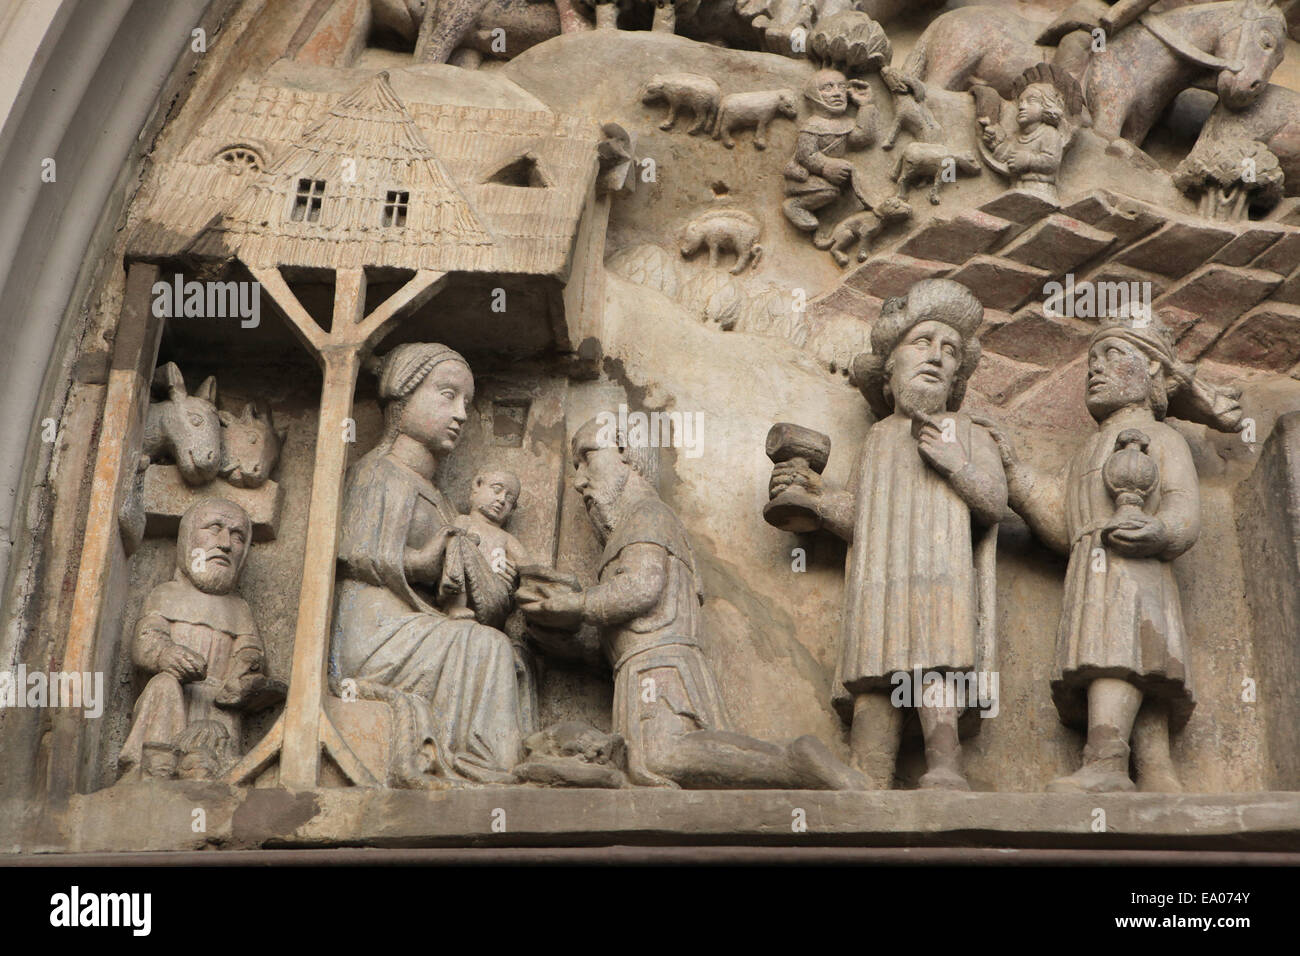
[218,402,286,489]
[147,362,222,486]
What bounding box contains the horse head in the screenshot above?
[1217,0,1286,110]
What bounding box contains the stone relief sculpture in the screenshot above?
[712,88,799,149]
[813,194,911,265]
[451,469,539,734]
[892,140,980,206]
[974,63,1084,202]
[143,362,222,487]
[20,0,1300,860]
[518,417,867,790]
[807,10,893,74]
[680,207,764,273]
[904,0,1286,157]
[765,279,1005,790]
[331,344,527,788]
[1173,138,1285,219]
[782,69,877,236]
[879,67,943,152]
[218,402,286,490]
[979,316,1244,793]
[119,498,284,781]
[641,73,722,134]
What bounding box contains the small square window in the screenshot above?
[382,190,410,227]
[291,178,325,222]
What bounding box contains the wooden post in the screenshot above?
[50,262,163,798]
[225,265,447,789]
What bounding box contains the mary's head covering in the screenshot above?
[371,343,469,403]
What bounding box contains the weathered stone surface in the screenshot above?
[981,306,1092,366]
[1085,263,1170,301]
[1000,214,1114,275]
[1252,232,1300,275]
[899,210,1017,265]
[39,785,1300,853]
[843,252,952,300]
[979,188,1060,225]
[1062,191,1165,247]
[1112,219,1239,278]
[949,255,1051,312]
[1155,265,1281,329]
[1206,304,1300,371]
[1209,224,1289,267]
[967,350,1050,406]
[142,465,284,542]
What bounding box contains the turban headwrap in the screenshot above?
[1089,319,1244,432]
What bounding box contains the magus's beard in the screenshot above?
[893,377,950,418]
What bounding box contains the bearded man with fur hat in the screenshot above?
[769,278,1007,790]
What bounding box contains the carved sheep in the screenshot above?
[892,143,980,205]
[143,363,222,486]
[641,73,722,135]
[712,88,799,150]
[681,208,764,274]
[218,403,286,489]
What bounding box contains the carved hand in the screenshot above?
[493,554,518,588]
[159,643,207,683]
[981,122,1006,149]
[518,590,584,631]
[970,414,1019,469]
[822,158,854,186]
[914,413,969,476]
[847,80,872,109]
[769,459,823,499]
[1102,514,1171,558]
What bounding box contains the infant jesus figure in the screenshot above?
[444,470,531,620]
[443,469,538,731]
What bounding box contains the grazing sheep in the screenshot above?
[641,73,722,135]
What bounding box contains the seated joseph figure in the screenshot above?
[331,343,524,787]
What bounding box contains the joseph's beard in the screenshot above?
[185,556,240,595]
[894,378,950,418]
[583,472,629,544]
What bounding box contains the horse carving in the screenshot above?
[903,0,1286,150]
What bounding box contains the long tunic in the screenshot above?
[119,578,260,773]
[1030,407,1199,731]
[331,449,524,784]
[835,413,1000,717]
[583,495,730,784]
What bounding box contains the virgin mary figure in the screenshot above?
[331,343,524,787]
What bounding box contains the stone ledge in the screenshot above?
[10,787,1300,855]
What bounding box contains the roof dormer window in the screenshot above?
[291,178,325,222]
[381,190,410,227]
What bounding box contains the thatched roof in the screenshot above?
[129,72,600,277]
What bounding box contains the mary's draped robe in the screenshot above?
[331,449,524,784]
